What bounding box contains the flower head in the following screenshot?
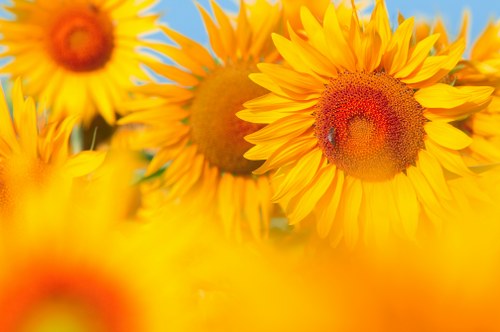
[0,163,202,332]
[0,0,159,124]
[239,1,494,247]
[0,78,104,216]
[119,0,283,240]
[456,20,500,165]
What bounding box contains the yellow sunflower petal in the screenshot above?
[245,113,315,144]
[316,169,344,238]
[244,178,263,240]
[400,40,465,86]
[218,173,236,237]
[88,77,115,124]
[415,83,494,109]
[145,62,201,87]
[287,23,338,76]
[469,137,500,162]
[342,176,363,248]
[392,173,419,240]
[288,164,336,224]
[235,1,251,56]
[250,135,317,175]
[210,0,236,61]
[370,0,391,50]
[62,151,106,177]
[271,33,321,77]
[0,86,17,152]
[149,42,207,77]
[406,166,441,218]
[273,149,324,202]
[471,21,500,61]
[163,145,198,186]
[16,98,38,160]
[425,121,472,150]
[257,63,325,93]
[360,22,383,72]
[384,17,415,74]
[167,154,204,198]
[160,25,216,70]
[417,149,452,200]
[425,140,475,177]
[395,33,441,79]
[323,4,356,71]
[300,6,329,53]
[196,3,227,60]
[366,182,393,245]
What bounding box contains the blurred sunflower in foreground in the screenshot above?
[0,79,104,216]
[0,146,380,332]
[240,1,494,247]
[119,0,282,240]
[0,166,198,332]
[0,0,158,125]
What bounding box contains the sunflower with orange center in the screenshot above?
[0,79,104,217]
[239,1,494,247]
[0,168,203,332]
[119,0,282,240]
[0,0,158,125]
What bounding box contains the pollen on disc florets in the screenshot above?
[190,65,267,175]
[48,5,114,72]
[315,71,426,181]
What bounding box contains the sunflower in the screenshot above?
[0,166,202,332]
[118,0,282,240]
[0,0,158,125]
[0,78,104,216]
[454,21,500,165]
[413,17,500,166]
[239,1,494,247]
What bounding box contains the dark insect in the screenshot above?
[327,127,336,146]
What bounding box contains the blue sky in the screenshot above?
[158,0,500,50]
[0,0,497,46]
[0,0,497,52]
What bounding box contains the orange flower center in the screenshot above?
[0,261,139,332]
[190,65,266,175]
[48,5,114,72]
[315,72,426,181]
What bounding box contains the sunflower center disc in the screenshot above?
[190,65,266,175]
[0,263,138,332]
[315,71,426,181]
[48,6,114,72]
